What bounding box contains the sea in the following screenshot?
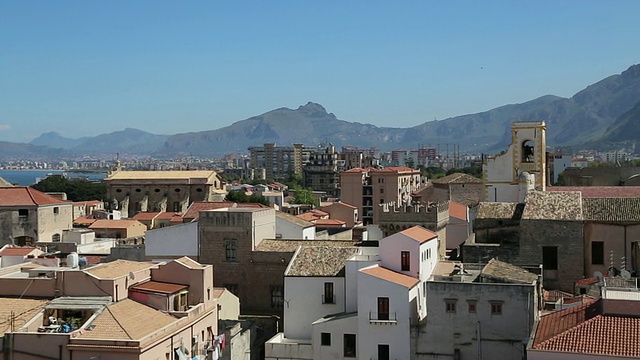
[0,170,107,186]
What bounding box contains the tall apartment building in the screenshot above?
[340,167,422,225]
[303,143,340,197]
[248,143,313,180]
[339,146,380,169]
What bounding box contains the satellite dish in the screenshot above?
[128,271,136,280]
[621,270,631,280]
[594,271,604,281]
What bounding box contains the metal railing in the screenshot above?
[368,311,397,323]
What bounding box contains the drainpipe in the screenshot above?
[476,321,482,360]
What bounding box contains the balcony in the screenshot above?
[368,311,397,324]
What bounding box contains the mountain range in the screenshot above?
[3,63,640,160]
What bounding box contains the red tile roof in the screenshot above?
[399,226,438,244]
[360,265,419,288]
[535,315,640,357]
[313,219,346,226]
[576,277,599,286]
[533,299,600,346]
[547,186,640,198]
[448,201,468,220]
[182,201,236,220]
[156,212,180,220]
[0,247,38,257]
[132,212,161,221]
[89,219,143,229]
[0,187,70,206]
[130,281,188,295]
[74,216,97,225]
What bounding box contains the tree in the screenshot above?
[225,189,270,206]
[290,185,318,206]
[32,175,106,202]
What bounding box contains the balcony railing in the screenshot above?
[368,312,398,324]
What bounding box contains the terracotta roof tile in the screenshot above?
[476,202,518,219]
[548,186,640,198]
[321,202,358,210]
[397,226,438,244]
[156,212,180,220]
[535,315,640,357]
[255,239,360,252]
[0,298,49,336]
[0,247,39,257]
[74,216,97,225]
[480,258,537,284]
[523,190,583,220]
[576,277,599,286]
[276,211,314,228]
[88,219,144,229]
[583,198,640,222]
[313,219,346,226]
[432,173,482,184]
[131,212,161,221]
[130,281,187,294]
[0,187,70,206]
[285,246,358,276]
[85,259,156,279]
[79,299,176,340]
[533,300,601,346]
[360,265,419,288]
[448,201,468,220]
[183,201,236,220]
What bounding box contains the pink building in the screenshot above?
[0,257,239,360]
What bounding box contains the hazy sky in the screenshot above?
[1,1,640,143]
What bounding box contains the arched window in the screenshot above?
[52,234,61,242]
[522,140,535,163]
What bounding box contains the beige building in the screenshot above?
[0,187,73,246]
[88,219,147,239]
[248,143,312,180]
[0,257,239,360]
[104,169,225,218]
[483,121,547,202]
[339,166,422,225]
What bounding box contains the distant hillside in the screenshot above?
[599,100,640,145]
[70,128,170,154]
[30,132,88,149]
[12,62,640,160]
[0,141,69,159]
[156,102,406,156]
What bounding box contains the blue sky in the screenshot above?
[1,1,640,143]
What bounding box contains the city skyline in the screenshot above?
[1,1,640,142]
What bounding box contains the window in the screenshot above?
[52,234,61,242]
[271,286,284,308]
[468,300,477,313]
[401,251,410,271]
[53,207,59,214]
[491,301,503,315]
[542,246,558,270]
[321,332,331,346]
[378,344,390,360]
[377,297,389,320]
[344,334,356,357]
[224,239,237,261]
[522,140,535,163]
[18,209,28,221]
[380,188,384,194]
[324,282,335,304]
[173,202,180,212]
[445,299,457,313]
[592,241,604,265]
